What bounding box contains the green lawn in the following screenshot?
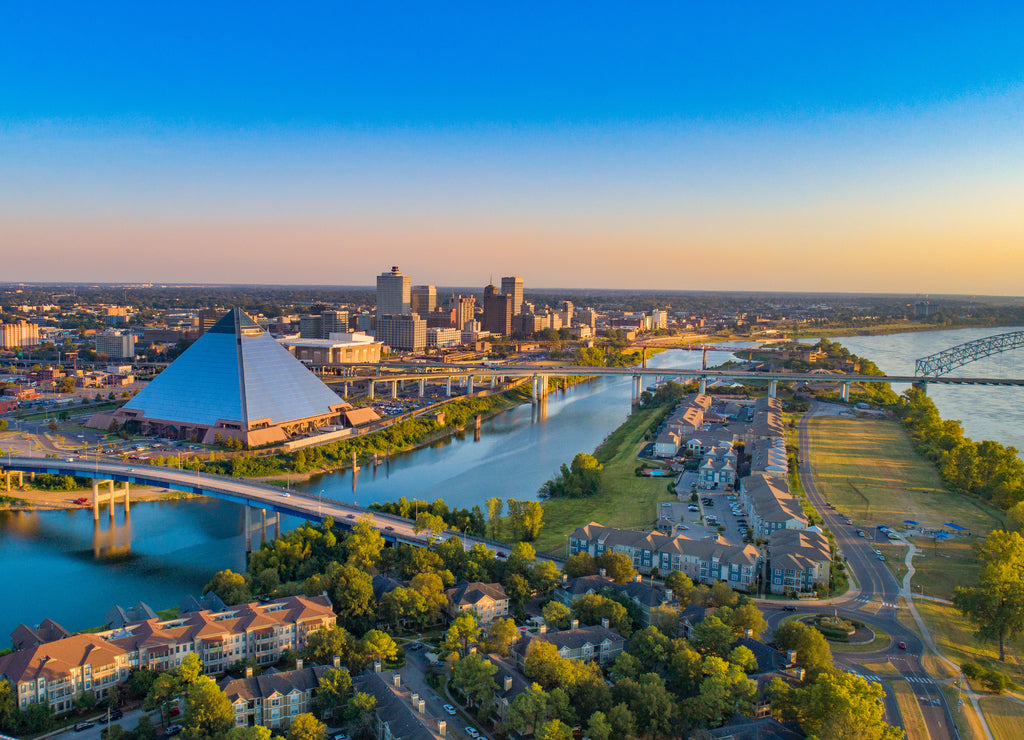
[888,679,931,740]
[808,416,1008,599]
[531,403,677,555]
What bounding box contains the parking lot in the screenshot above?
[659,484,752,546]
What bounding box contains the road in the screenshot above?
[0,455,555,564]
[756,403,960,739]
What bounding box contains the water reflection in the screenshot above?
[92,513,133,560]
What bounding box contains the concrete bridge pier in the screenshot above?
[391,380,398,399]
[698,376,707,395]
[769,379,778,398]
[490,375,496,389]
[841,382,851,402]
[343,382,349,398]
[446,377,452,397]
[467,376,474,394]
[1,469,24,492]
[531,374,539,403]
[912,381,928,395]
[418,378,426,397]
[91,479,128,521]
[367,380,375,400]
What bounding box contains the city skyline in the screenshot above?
[3,3,1024,294]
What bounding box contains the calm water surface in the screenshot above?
[836,326,1024,455]
[0,347,742,636]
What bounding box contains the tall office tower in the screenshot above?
[482,284,514,336]
[451,294,476,331]
[501,276,524,315]
[411,285,437,316]
[376,266,411,318]
[560,300,574,326]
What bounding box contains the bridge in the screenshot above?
[915,330,1024,378]
[0,456,542,560]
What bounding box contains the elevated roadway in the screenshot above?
[0,456,544,561]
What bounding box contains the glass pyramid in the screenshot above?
[123,309,343,428]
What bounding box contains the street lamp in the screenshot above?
[318,489,324,519]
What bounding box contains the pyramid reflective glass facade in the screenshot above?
[115,309,344,443]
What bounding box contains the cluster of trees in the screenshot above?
[188,390,528,478]
[538,453,602,499]
[31,473,89,491]
[900,388,1024,510]
[638,380,687,410]
[370,497,486,538]
[953,529,1024,662]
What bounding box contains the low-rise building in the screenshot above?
[221,660,331,730]
[767,528,832,595]
[512,624,625,668]
[0,634,130,714]
[739,474,808,539]
[569,522,760,591]
[444,581,509,624]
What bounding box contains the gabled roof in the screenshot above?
[445,581,508,607]
[220,664,331,703]
[122,308,344,428]
[0,634,126,684]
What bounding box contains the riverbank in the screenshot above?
[531,398,677,555]
[0,485,190,511]
[787,319,1012,339]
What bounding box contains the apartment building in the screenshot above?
[568,522,760,591]
[444,581,509,624]
[738,474,808,539]
[768,529,832,595]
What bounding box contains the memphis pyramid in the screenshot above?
[96,309,346,446]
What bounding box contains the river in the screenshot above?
[835,325,1024,456]
[0,346,744,637]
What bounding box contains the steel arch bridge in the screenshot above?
[915,330,1024,378]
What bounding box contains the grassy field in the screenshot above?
[888,680,931,740]
[978,696,1024,740]
[531,402,677,555]
[807,416,1008,600]
[909,600,1024,688]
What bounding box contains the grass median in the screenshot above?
[532,402,677,555]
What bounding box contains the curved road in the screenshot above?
[757,403,960,739]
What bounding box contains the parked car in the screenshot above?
[443,704,456,715]
[74,722,96,732]
[466,728,480,738]
[167,725,184,736]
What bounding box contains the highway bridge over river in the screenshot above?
[0,456,541,561]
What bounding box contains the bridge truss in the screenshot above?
[915,330,1024,378]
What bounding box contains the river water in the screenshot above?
[0,347,742,637]
[6,328,1018,637]
[835,326,1024,456]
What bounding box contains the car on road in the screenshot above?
[74,722,96,731]
[385,526,394,531]
[331,733,350,740]
[443,704,456,715]
[346,514,355,519]
[167,725,184,736]
[465,728,480,738]
[873,549,881,555]
[280,491,290,497]
[783,605,797,612]
[898,641,908,650]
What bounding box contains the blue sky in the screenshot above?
[3,2,1024,291]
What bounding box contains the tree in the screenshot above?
[287,713,326,740]
[361,630,398,664]
[607,702,637,739]
[691,656,757,726]
[485,617,519,657]
[413,511,447,548]
[507,683,549,737]
[177,653,203,686]
[144,672,180,713]
[226,727,272,740]
[486,497,503,539]
[203,569,251,605]
[728,645,759,673]
[632,673,676,738]
[0,680,14,732]
[542,601,572,629]
[772,670,903,740]
[628,627,672,672]
[443,611,482,659]
[531,560,562,595]
[506,541,537,575]
[598,551,636,584]
[586,710,613,740]
[346,516,385,571]
[450,653,498,708]
[524,642,577,689]
[666,639,703,696]
[953,529,1024,661]
[564,551,598,577]
[305,626,352,667]
[182,676,235,740]
[709,581,739,607]
[505,573,532,613]
[315,668,352,722]
[693,615,735,658]
[539,719,574,740]
[665,570,694,602]
[329,565,376,633]
[773,621,833,680]
[132,714,159,740]
[572,593,632,636]
[724,602,768,639]
[610,652,642,681]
